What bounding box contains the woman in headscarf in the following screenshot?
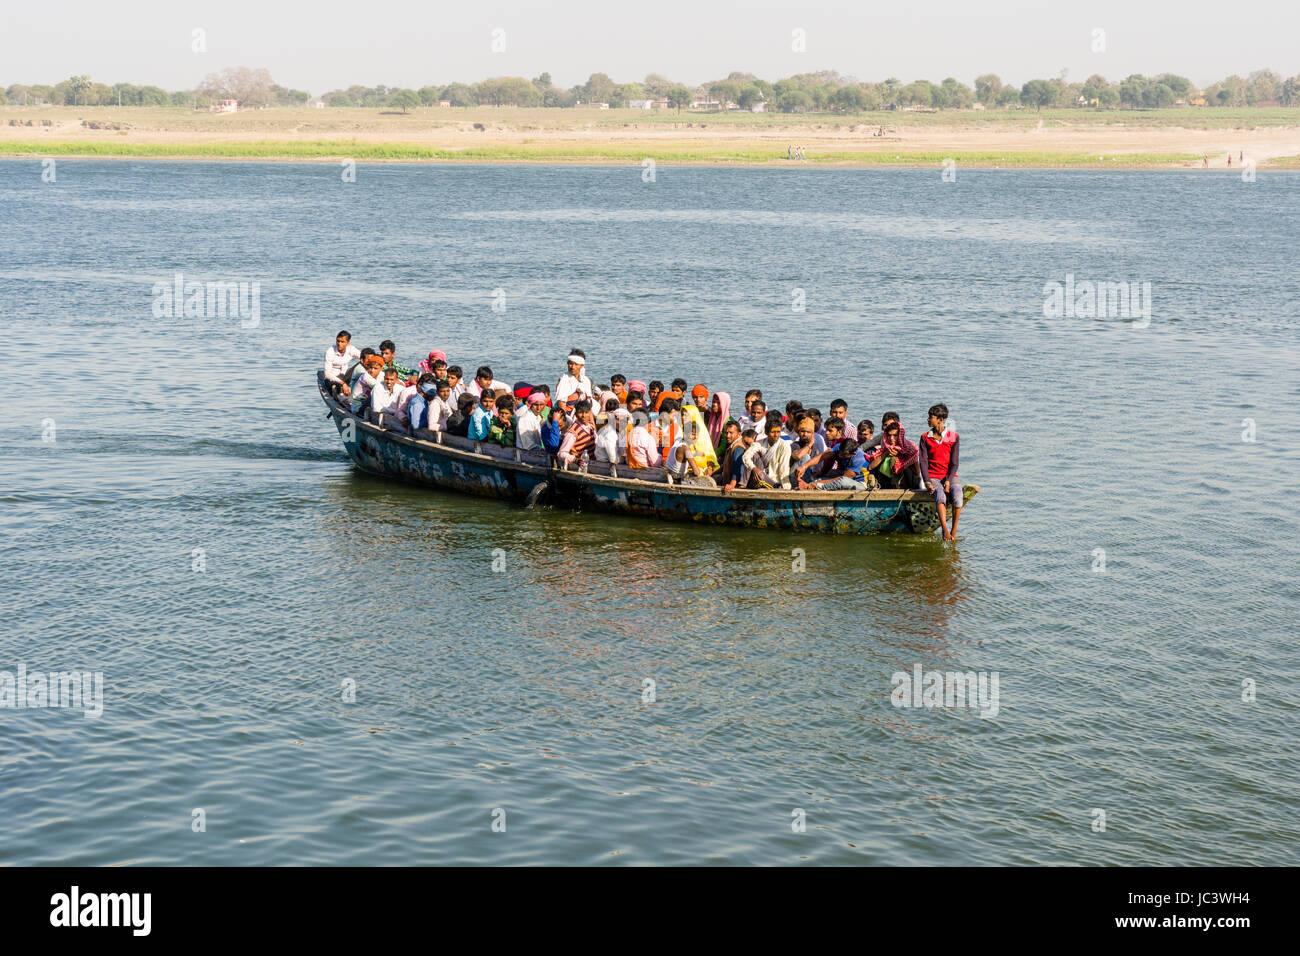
[671,403,720,477]
[706,390,733,455]
[417,350,447,375]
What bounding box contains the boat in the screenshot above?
[318,373,978,534]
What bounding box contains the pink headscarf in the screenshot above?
[707,391,731,446]
[417,350,447,374]
[627,379,647,397]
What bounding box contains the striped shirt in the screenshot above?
[557,422,597,467]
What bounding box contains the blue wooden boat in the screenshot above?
[319,373,977,534]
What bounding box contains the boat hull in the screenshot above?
[320,375,977,534]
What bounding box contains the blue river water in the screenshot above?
[1,159,1297,865]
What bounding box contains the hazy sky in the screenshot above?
[2,0,1295,92]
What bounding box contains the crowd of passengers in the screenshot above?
[325,332,966,539]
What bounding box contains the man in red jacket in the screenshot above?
[919,403,963,542]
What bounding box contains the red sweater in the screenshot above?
[920,429,959,480]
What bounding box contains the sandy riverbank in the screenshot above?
[3,106,1299,168]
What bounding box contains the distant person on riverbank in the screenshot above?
[919,404,962,541]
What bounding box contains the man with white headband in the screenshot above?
[555,348,594,406]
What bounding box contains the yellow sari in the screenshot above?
[680,405,720,474]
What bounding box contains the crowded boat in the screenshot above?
[324,332,967,539]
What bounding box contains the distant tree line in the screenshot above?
[1,67,310,107]
[5,67,1300,111]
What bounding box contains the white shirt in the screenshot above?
[743,436,792,488]
[407,394,430,430]
[428,396,454,430]
[325,343,359,384]
[466,378,510,398]
[515,407,543,451]
[349,366,380,410]
[595,423,619,462]
[665,440,688,475]
[409,394,452,431]
[555,372,594,404]
[396,385,418,422]
[371,380,413,421]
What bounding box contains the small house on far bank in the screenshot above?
[213,99,238,113]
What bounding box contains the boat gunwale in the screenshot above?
[320,376,978,506]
